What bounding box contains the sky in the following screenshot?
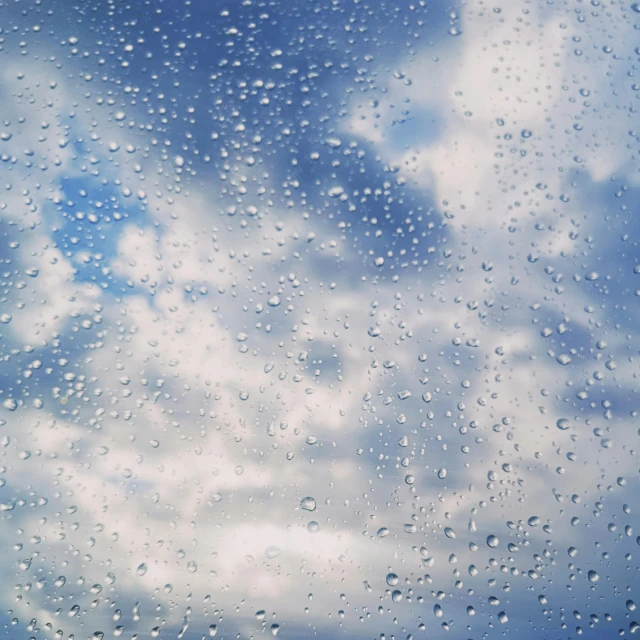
[1,0,640,639]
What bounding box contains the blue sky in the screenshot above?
[1,0,640,639]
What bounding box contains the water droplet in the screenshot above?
[487,535,499,548]
[300,496,316,511]
[265,546,281,559]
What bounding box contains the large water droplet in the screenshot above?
[300,496,316,511]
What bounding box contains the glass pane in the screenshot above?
[1,1,639,639]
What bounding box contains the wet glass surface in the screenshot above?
[1,0,640,638]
